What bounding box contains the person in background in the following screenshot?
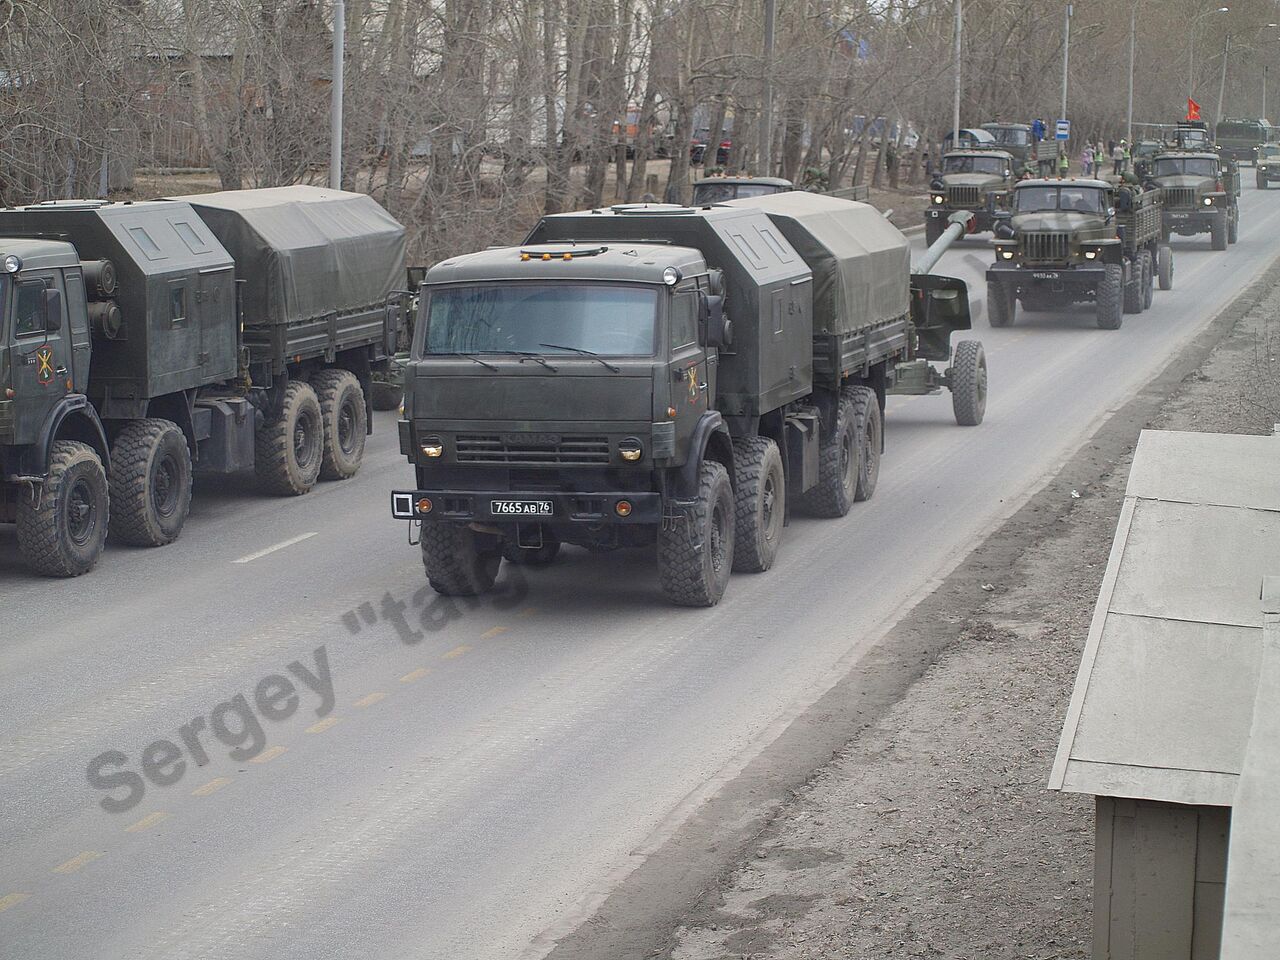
[1121,140,1131,175]
[1058,149,1070,178]
[1111,141,1125,177]
[1081,143,1094,177]
[1032,117,1047,142]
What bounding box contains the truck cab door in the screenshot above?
[667,284,709,454]
[9,271,72,441]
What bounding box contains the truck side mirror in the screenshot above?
[42,288,62,333]
[700,292,731,349]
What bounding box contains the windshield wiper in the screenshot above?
[439,352,500,371]
[537,343,621,373]
[495,350,559,372]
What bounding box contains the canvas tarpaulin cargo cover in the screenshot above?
[176,185,406,326]
[723,192,910,335]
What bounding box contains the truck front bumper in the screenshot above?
[986,262,1107,287]
[1163,209,1223,234]
[391,489,663,524]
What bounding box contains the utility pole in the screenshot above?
[952,0,962,147]
[1217,33,1231,127]
[1127,3,1137,143]
[329,0,346,190]
[759,0,776,176]
[1265,64,1269,119]
[1060,3,1072,123]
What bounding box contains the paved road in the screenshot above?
[2,185,1278,960]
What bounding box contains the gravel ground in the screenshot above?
[663,277,1280,960]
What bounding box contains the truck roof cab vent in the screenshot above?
[610,203,699,216]
[518,244,609,261]
[23,199,112,211]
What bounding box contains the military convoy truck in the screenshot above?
[1147,150,1240,250]
[987,178,1170,330]
[926,150,1016,243]
[691,176,793,205]
[980,122,1035,172]
[1255,143,1280,188]
[0,186,406,576]
[391,195,985,606]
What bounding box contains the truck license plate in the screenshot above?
[491,499,553,516]
[1169,212,1189,219]
[1032,272,1060,280]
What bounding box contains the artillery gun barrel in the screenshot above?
[912,211,972,275]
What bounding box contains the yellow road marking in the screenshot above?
[191,777,232,797]
[354,691,387,708]
[480,626,508,640]
[441,644,471,660]
[52,851,102,874]
[306,716,341,734]
[124,811,169,833]
[0,893,31,913]
[399,667,430,683]
[250,746,286,764]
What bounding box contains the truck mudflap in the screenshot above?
[909,274,971,361]
[391,489,662,524]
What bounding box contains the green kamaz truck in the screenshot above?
[986,178,1170,330]
[0,186,406,576]
[391,196,986,606]
[1148,150,1240,250]
[925,150,1017,244]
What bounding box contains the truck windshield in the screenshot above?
[1014,186,1105,213]
[943,156,1005,175]
[988,128,1030,146]
[1153,157,1218,178]
[694,182,784,203]
[423,283,658,357]
[1258,145,1280,158]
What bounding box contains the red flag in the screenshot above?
[1187,98,1202,121]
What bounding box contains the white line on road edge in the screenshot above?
[232,532,318,564]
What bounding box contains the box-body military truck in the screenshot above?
[391,195,986,606]
[1255,143,1280,188]
[986,178,1170,330]
[1148,150,1240,250]
[926,150,1016,243]
[0,186,406,576]
[980,122,1035,173]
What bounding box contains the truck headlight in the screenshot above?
[1000,249,1015,260]
[618,438,643,461]
[1084,250,1097,260]
[2,254,21,274]
[1261,164,1269,171]
[420,439,444,458]
[932,194,944,204]
[1203,196,1214,206]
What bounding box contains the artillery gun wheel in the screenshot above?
[1157,245,1174,290]
[801,396,860,518]
[422,521,502,595]
[987,280,1016,327]
[950,341,988,427]
[657,460,734,606]
[502,531,561,566]
[1211,217,1228,251]
[109,418,192,547]
[1123,261,1145,314]
[17,441,109,577]
[844,385,882,501]
[313,369,367,481]
[1141,251,1154,310]
[730,437,785,573]
[1228,209,1239,244]
[256,380,324,496]
[1096,265,1124,330]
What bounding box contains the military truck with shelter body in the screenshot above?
[391,195,985,606]
[1147,150,1240,250]
[980,122,1035,173]
[0,186,406,576]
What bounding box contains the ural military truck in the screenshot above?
[980,122,1035,172]
[391,195,985,606]
[987,178,1169,330]
[1148,150,1240,250]
[926,150,1016,243]
[0,186,406,576]
[1255,143,1280,188]
[691,176,793,205]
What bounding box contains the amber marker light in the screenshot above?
[666,406,677,418]
[417,497,433,514]
[614,500,633,517]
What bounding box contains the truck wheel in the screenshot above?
[502,532,561,566]
[987,280,1016,327]
[730,437,785,573]
[1122,261,1144,314]
[657,460,734,606]
[256,380,324,496]
[16,441,109,577]
[1211,217,1227,251]
[109,418,192,547]
[421,521,502,595]
[312,369,367,481]
[1228,210,1239,244]
[801,396,859,518]
[1158,244,1174,290]
[1141,251,1154,310]
[925,217,944,246]
[950,341,988,426]
[845,385,881,501]
[1096,264,1124,330]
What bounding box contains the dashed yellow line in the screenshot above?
[0,893,31,913]
[480,626,508,640]
[399,667,430,683]
[191,777,232,798]
[124,811,169,833]
[306,716,341,734]
[441,644,471,660]
[250,746,286,764]
[52,851,102,874]
[354,691,387,708]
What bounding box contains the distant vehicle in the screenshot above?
[691,176,793,205]
[1132,139,1164,178]
[1148,150,1240,250]
[1215,118,1271,165]
[987,178,1169,330]
[980,122,1035,171]
[690,127,732,166]
[1169,121,1212,152]
[1254,143,1280,188]
[925,150,1016,244]
[942,127,998,151]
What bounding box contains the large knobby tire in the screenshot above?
[1122,258,1145,314]
[312,369,367,481]
[801,396,859,518]
[502,532,561,566]
[730,437,785,573]
[422,522,502,595]
[987,280,1016,328]
[256,380,324,496]
[845,385,882,501]
[1211,216,1227,251]
[1158,244,1174,290]
[109,418,193,547]
[1141,251,1154,310]
[950,340,988,426]
[1228,209,1239,244]
[1096,264,1124,330]
[16,441,109,577]
[657,460,735,607]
